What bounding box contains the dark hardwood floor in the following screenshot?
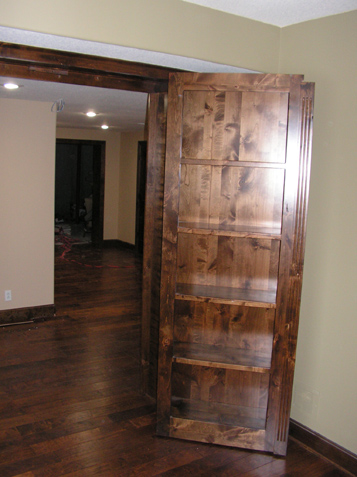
[0,245,350,476]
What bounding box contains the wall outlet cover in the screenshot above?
[5,290,12,301]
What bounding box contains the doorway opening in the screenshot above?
[0,43,173,392]
[55,139,105,247]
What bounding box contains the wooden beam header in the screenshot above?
[0,43,179,93]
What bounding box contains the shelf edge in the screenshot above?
[173,355,271,373]
[175,293,276,309]
[178,226,282,240]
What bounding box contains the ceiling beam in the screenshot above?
[0,43,180,93]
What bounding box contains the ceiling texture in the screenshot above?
[0,1,356,131]
[181,0,357,27]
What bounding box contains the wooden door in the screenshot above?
[156,73,314,456]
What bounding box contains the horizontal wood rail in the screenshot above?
[0,42,181,93]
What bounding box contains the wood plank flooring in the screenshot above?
[0,245,350,476]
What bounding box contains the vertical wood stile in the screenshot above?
[279,86,314,443]
[142,93,167,397]
[268,81,314,455]
[264,75,302,454]
[156,74,184,435]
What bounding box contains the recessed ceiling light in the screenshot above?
[3,83,19,90]
[101,125,109,130]
[86,111,96,117]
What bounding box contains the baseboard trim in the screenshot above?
[103,239,135,250]
[289,419,357,475]
[0,304,55,326]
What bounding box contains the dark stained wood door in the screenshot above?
[156,73,314,456]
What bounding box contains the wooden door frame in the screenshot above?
[0,43,175,92]
[0,43,176,395]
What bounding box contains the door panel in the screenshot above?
[182,90,288,163]
[156,73,314,455]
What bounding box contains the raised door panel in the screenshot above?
[171,363,270,426]
[173,301,275,372]
[174,301,274,355]
[182,89,288,163]
[179,165,285,231]
[239,92,289,163]
[176,234,280,293]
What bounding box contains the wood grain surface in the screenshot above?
[157,73,315,455]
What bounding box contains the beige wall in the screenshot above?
[118,131,144,244]
[0,98,56,310]
[279,11,357,453]
[57,128,121,240]
[0,0,279,73]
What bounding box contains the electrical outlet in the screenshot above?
[5,290,12,301]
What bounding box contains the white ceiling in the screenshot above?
[1,0,356,130]
[0,77,149,132]
[182,0,357,27]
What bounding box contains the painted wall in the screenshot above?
[0,98,56,310]
[279,11,357,453]
[118,131,145,245]
[0,0,279,73]
[57,128,121,240]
